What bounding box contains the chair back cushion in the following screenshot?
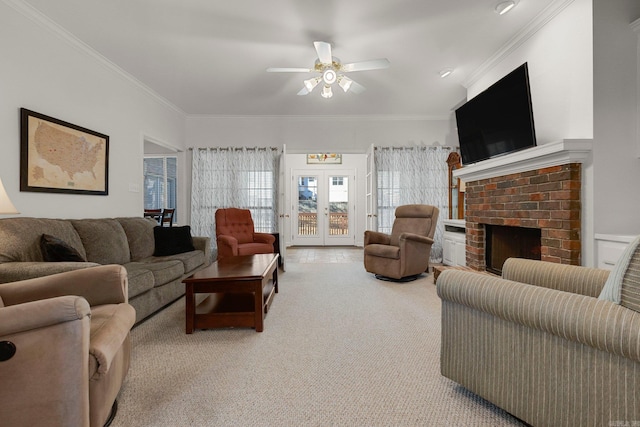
[390,204,438,247]
[215,208,255,244]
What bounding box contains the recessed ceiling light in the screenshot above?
[439,69,453,78]
[495,1,516,15]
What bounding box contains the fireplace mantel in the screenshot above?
[453,139,592,182]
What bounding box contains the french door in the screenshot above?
[292,169,355,246]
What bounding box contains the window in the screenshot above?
[144,156,177,222]
[332,176,343,186]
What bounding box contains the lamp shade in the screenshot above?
[0,178,19,214]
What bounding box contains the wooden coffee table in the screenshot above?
[182,253,279,333]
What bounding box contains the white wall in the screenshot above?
[593,0,640,236]
[185,115,455,152]
[467,0,593,144]
[0,2,186,219]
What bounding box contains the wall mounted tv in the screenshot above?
[455,63,537,165]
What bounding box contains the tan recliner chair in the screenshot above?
[0,265,136,427]
[364,204,439,281]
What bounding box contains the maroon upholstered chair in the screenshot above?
[215,208,275,260]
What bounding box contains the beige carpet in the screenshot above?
[111,262,525,426]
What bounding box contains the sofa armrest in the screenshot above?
[437,270,640,363]
[501,258,609,297]
[0,264,128,307]
[253,232,275,245]
[0,261,100,284]
[364,230,391,246]
[192,236,211,264]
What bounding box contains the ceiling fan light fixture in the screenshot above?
[321,85,333,99]
[304,77,321,92]
[338,76,353,92]
[323,69,337,85]
[495,1,516,15]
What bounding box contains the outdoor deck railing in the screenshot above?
[298,212,348,235]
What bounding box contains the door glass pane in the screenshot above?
[328,175,348,235]
[298,176,317,236]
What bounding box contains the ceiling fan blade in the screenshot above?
[348,79,366,94]
[266,67,313,73]
[297,87,309,96]
[340,58,390,72]
[314,41,333,65]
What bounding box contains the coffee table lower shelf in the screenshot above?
[193,281,276,330]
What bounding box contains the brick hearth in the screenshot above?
[465,163,581,270]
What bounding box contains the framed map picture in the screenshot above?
[20,108,109,195]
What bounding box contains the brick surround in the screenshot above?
[465,163,581,270]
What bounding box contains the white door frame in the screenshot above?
[291,168,355,246]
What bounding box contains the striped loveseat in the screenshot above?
[437,257,640,427]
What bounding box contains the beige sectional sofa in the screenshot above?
[437,257,640,427]
[0,217,211,324]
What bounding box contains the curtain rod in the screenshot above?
[374,145,455,151]
[188,147,279,151]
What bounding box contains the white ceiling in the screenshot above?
[21,0,557,117]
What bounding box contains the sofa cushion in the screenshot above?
[153,226,195,256]
[125,260,184,288]
[71,219,131,265]
[40,234,87,262]
[0,218,86,262]
[120,264,155,299]
[599,235,640,309]
[116,217,156,261]
[144,250,205,275]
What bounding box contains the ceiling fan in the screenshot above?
[266,41,390,99]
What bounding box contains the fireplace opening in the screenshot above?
[486,225,541,275]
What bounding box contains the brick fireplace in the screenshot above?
[453,140,592,272]
[465,163,581,271]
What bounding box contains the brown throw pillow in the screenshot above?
[40,234,86,262]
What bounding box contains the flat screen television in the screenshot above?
[455,63,537,165]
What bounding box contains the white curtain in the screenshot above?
[190,147,280,254]
[375,146,452,262]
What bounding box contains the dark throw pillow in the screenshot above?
[153,226,195,256]
[40,234,86,262]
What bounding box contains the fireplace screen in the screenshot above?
[486,225,541,275]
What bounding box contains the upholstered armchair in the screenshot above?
[215,208,275,260]
[437,250,640,426]
[0,265,136,427]
[364,204,439,281]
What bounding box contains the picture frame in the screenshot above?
[306,153,342,164]
[20,108,109,195]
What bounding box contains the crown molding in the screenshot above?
[3,0,186,117]
[463,0,576,88]
[186,114,451,122]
